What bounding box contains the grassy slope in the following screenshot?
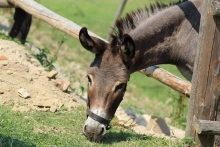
[0,105,186,147]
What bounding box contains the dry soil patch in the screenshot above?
[0,39,86,112]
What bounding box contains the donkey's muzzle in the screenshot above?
[83,108,112,141]
[83,117,106,142]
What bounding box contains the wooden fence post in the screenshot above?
[185,0,220,146]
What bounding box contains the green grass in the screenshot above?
[0,105,189,147]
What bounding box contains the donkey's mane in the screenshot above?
[110,0,187,48]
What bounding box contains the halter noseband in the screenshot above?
[86,83,127,131]
[86,108,112,130]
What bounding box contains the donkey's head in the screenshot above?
[79,27,135,141]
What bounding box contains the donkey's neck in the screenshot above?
[128,0,200,74]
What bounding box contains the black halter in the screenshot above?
[86,108,112,130]
[86,83,127,130]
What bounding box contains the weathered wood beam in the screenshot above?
[195,119,220,135]
[6,0,106,42]
[139,66,191,97]
[0,0,13,8]
[211,1,220,16]
[6,0,191,97]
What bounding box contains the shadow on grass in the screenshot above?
[101,130,150,144]
[0,134,36,147]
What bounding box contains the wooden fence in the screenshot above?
[1,0,220,146]
[185,0,220,146]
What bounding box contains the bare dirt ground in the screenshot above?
[0,39,86,113]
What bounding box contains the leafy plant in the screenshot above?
[33,46,56,71]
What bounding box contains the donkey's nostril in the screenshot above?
[98,127,105,136]
[97,126,106,136]
[83,125,88,133]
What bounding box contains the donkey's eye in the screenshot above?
[114,83,125,93]
[87,75,92,86]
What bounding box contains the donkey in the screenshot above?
[79,0,201,141]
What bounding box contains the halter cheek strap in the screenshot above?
[87,109,112,130]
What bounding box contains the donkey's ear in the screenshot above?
[79,27,104,54]
[120,34,135,62]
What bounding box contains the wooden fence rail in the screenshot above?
[0,0,191,97]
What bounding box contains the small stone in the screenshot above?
[6,70,13,75]
[169,126,185,139]
[143,114,151,122]
[0,60,9,66]
[26,76,33,83]
[134,115,147,127]
[54,79,70,92]
[0,89,4,94]
[115,107,135,127]
[0,55,7,60]
[125,109,136,119]
[146,116,170,136]
[47,70,58,79]
[17,88,30,99]
[50,105,57,113]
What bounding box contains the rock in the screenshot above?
[134,115,147,127]
[0,60,9,66]
[165,117,172,125]
[33,99,53,108]
[47,70,58,79]
[0,54,7,60]
[50,105,57,113]
[146,116,170,136]
[115,107,135,126]
[0,89,4,94]
[169,126,185,139]
[125,109,136,119]
[143,114,151,122]
[6,70,13,75]
[54,79,70,92]
[17,88,30,98]
[26,76,33,83]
